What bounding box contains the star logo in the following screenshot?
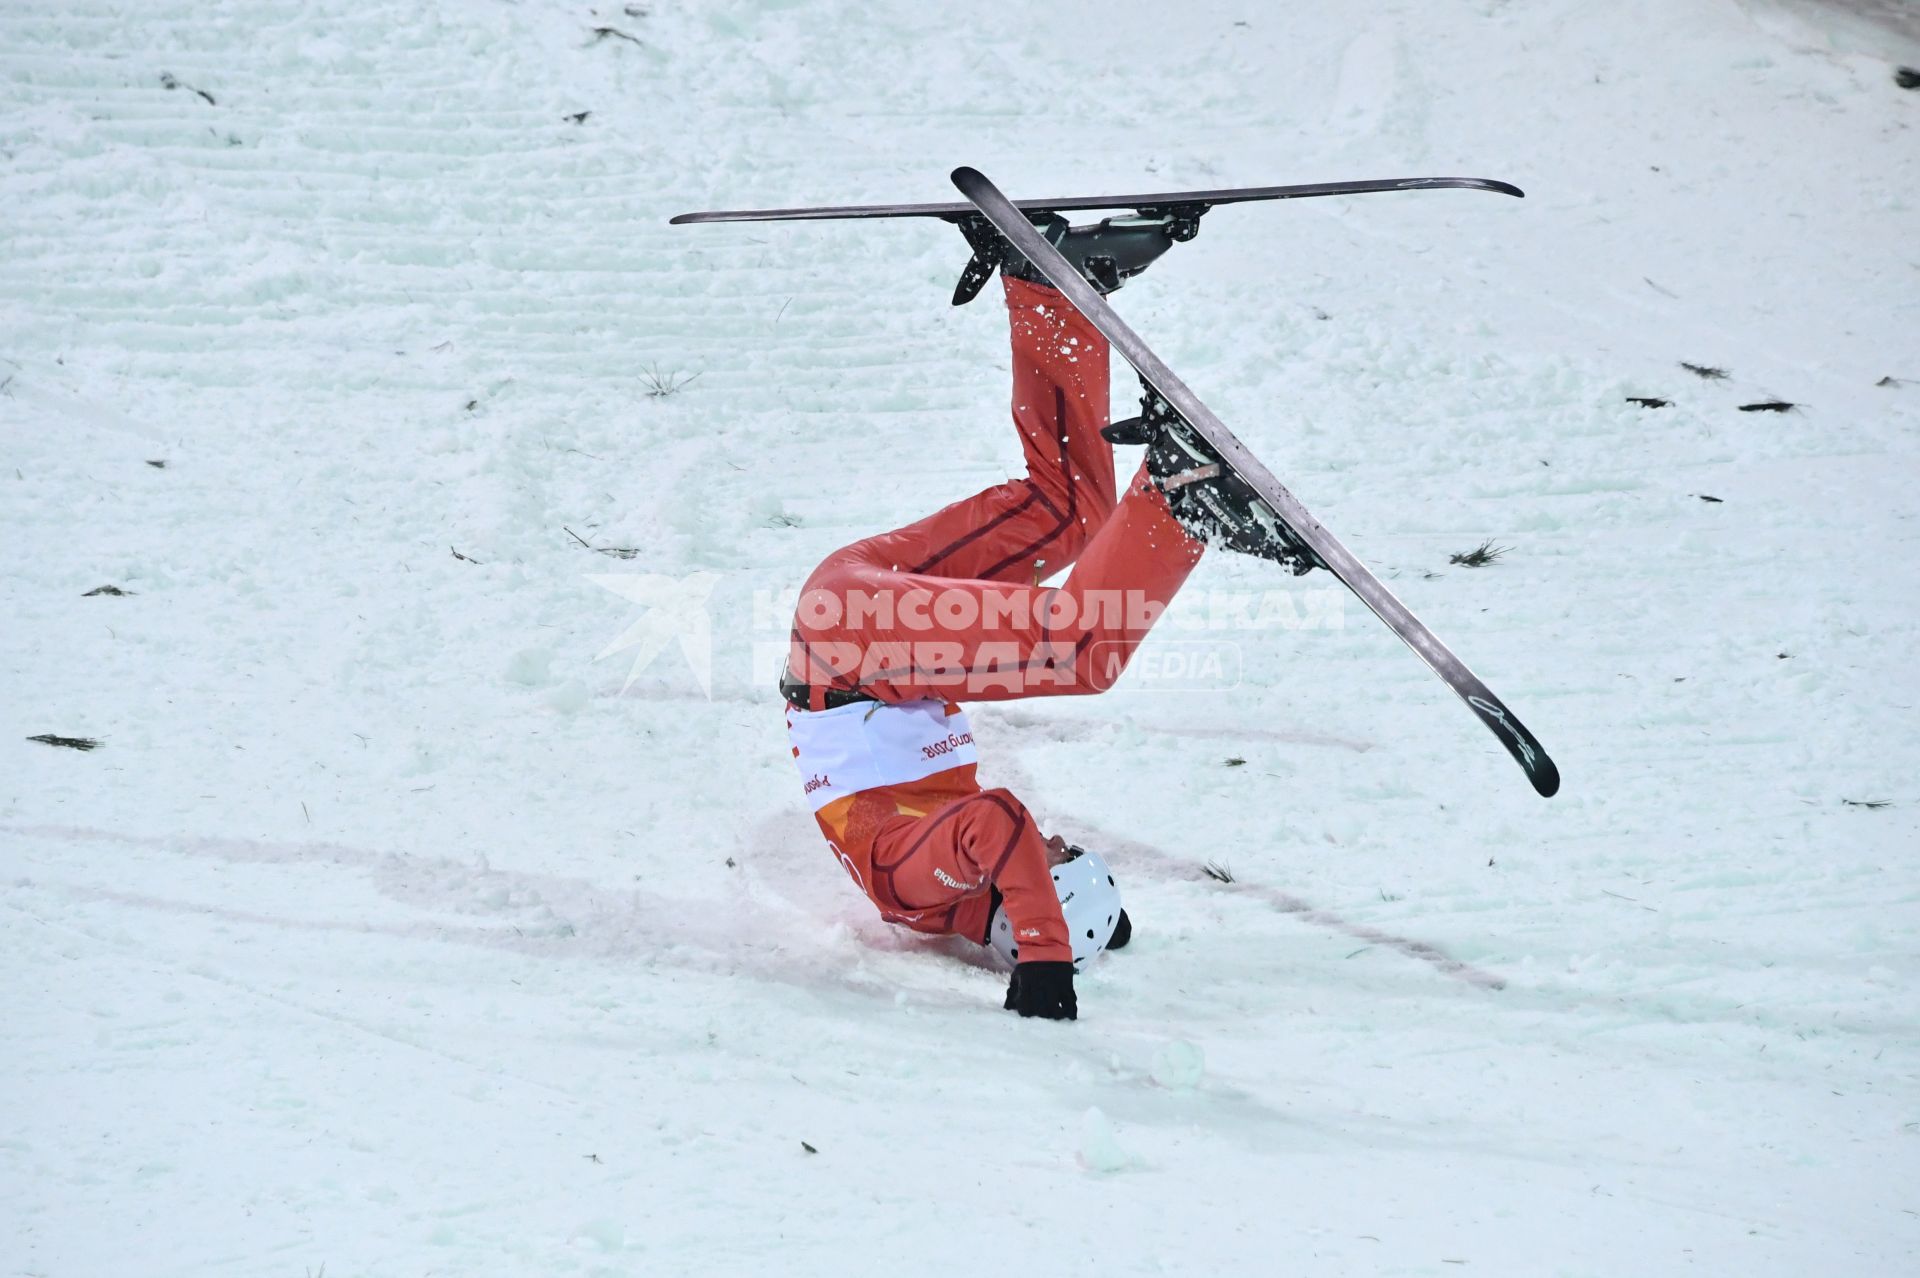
[589,571,721,696]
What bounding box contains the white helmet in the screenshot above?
[988,846,1123,970]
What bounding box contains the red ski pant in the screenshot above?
[788,275,1205,705]
[791,276,1207,960]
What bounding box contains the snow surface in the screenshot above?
[3,1,1917,1274]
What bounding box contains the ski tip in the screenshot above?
[1419,177,1523,199]
[1531,758,1560,798]
[950,165,984,189]
[1467,691,1557,795]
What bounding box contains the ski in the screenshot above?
[951,165,1559,798]
[670,175,1522,226]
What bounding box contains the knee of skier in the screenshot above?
[1076,639,1133,694]
[1046,508,1110,568]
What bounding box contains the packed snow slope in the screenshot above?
[4,1,1917,1274]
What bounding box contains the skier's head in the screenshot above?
[989,843,1124,971]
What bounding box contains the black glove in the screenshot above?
[1004,961,1077,1020]
[1107,909,1132,950]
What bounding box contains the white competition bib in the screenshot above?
[786,699,977,812]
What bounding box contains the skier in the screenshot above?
[781,220,1311,1019]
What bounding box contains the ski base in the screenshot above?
[670,176,1522,226]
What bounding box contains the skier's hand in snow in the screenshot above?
[1004,960,1077,1020]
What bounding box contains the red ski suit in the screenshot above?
[785,276,1205,962]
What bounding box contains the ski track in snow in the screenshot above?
[3,0,1918,1274]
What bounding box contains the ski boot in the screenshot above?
[1106,382,1328,576]
[951,211,1177,305]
